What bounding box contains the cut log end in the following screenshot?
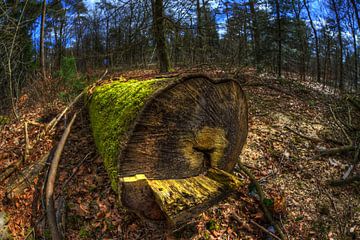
[88,74,248,227]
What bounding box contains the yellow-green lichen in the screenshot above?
[88,78,169,191]
[147,168,242,219]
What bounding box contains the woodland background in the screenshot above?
[1,0,360,239]
[1,0,360,112]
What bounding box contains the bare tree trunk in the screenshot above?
[152,0,170,73]
[275,0,282,78]
[59,18,64,69]
[331,0,344,90]
[350,0,360,29]
[349,11,358,90]
[304,0,321,83]
[292,0,306,81]
[196,0,203,63]
[7,0,29,118]
[202,0,209,62]
[40,0,47,79]
[249,0,260,65]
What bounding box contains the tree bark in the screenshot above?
[152,0,170,73]
[39,0,46,79]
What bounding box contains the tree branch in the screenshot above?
[46,113,77,240]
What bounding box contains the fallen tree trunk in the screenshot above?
[88,74,248,227]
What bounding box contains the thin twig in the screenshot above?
[279,216,290,240]
[238,163,285,240]
[46,92,84,133]
[342,165,354,180]
[61,152,95,191]
[250,220,282,240]
[24,121,30,161]
[231,212,282,240]
[99,68,108,81]
[46,113,77,240]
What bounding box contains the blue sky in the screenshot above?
[84,0,97,9]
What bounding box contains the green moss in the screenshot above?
[205,220,220,231]
[79,226,91,239]
[0,115,10,125]
[89,78,169,191]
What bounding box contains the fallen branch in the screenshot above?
[13,91,85,184]
[237,163,285,240]
[341,144,360,180]
[46,113,77,240]
[0,122,31,183]
[329,106,352,145]
[0,165,17,183]
[329,175,360,186]
[285,126,345,145]
[242,83,295,98]
[6,150,53,198]
[231,212,282,240]
[315,145,355,158]
[347,96,360,111]
[285,126,322,143]
[45,92,84,133]
[342,165,354,180]
[250,219,282,240]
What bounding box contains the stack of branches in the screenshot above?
[286,95,360,186]
[3,70,107,240]
[323,95,360,186]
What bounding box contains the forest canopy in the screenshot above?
[0,0,359,110]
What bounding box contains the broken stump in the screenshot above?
[88,74,248,227]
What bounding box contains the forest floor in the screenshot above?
[0,68,359,240]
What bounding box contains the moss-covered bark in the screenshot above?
[89,78,169,190]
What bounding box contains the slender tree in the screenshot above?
[152,0,170,72]
[349,0,360,28]
[304,0,321,83]
[330,0,344,90]
[249,0,260,65]
[275,0,282,78]
[348,6,358,90]
[39,0,46,80]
